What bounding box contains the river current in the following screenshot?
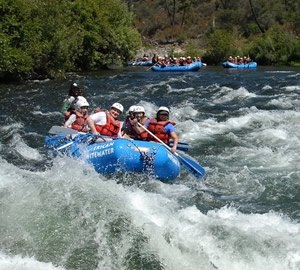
[0,66,299,270]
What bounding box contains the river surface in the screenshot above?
[0,66,299,270]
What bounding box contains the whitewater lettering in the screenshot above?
[92,142,114,151]
[89,148,114,159]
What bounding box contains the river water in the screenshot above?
[0,66,299,270]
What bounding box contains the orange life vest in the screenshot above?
[134,116,149,141]
[65,111,72,121]
[65,111,89,132]
[147,118,176,144]
[94,110,121,137]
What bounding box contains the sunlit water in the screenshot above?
[0,66,299,270]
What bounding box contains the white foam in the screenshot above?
[10,134,43,161]
[0,252,65,270]
[33,111,62,116]
[1,123,23,133]
[213,86,256,104]
[282,85,300,91]
[262,85,273,90]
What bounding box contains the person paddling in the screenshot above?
[137,106,178,153]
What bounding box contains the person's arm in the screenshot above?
[132,118,150,134]
[169,131,178,153]
[64,114,76,128]
[86,116,99,134]
[61,97,74,114]
[164,123,178,153]
[61,100,71,115]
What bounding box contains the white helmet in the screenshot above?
[157,106,169,114]
[72,96,89,111]
[133,106,145,114]
[128,105,137,113]
[111,103,124,113]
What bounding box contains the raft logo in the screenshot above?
[92,142,114,151]
[89,148,114,158]
[134,147,150,152]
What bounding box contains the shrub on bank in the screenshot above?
[0,0,141,81]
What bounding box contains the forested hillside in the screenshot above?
[1,0,299,81]
[128,0,300,65]
[0,0,141,81]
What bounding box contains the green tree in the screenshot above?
[203,29,233,64]
[0,0,141,81]
[247,26,299,65]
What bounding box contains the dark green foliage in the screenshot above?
[246,26,300,65]
[1,0,299,80]
[129,0,299,65]
[202,30,233,64]
[0,0,141,80]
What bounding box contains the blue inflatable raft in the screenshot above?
[222,62,257,68]
[129,61,153,66]
[152,62,202,72]
[45,134,181,182]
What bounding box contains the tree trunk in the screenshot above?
[165,0,176,26]
[219,0,227,9]
[248,0,265,33]
[172,0,176,25]
[181,7,186,26]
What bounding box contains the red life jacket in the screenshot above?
[94,110,121,137]
[65,111,89,132]
[134,116,149,141]
[147,118,176,144]
[65,111,72,121]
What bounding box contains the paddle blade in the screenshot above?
[48,126,80,135]
[178,155,205,179]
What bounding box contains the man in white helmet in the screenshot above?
[87,103,125,139]
[140,106,178,153]
[64,96,90,132]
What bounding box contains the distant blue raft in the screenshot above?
[222,62,257,68]
[129,61,153,66]
[152,62,202,72]
[45,135,181,182]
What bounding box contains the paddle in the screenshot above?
[136,122,205,179]
[48,126,114,140]
[48,126,189,152]
[48,126,117,151]
[170,141,189,152]
[56,134,90,150]
[49,125,81,135]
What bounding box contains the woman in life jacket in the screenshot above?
[61,82,83,115]
[64,96,90,132]
[123,106,149,140]
[121,105,137,136]
[143,106,178,153]
[87,102,128,141]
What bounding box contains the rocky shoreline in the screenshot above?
[135,44,185,58]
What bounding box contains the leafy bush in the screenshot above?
[0,0,141,80]
[202,30,233,64]
[247,26,299,65]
